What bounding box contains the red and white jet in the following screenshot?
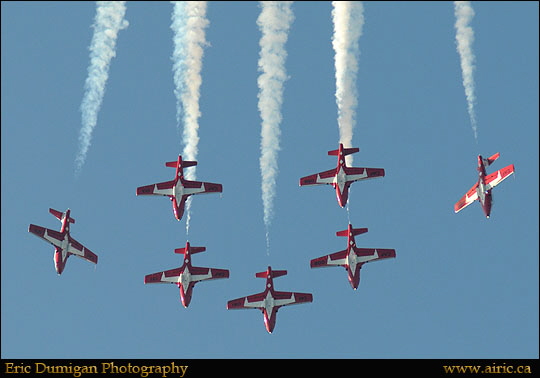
[299,143,385,207]
[144,241,230,308]
[310,224,396,290]
[136,155,222,221]
[28,208,98,275]
[454,153,515,218]
[227,266,313,333]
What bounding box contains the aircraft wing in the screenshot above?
[484,164,515,191]
[345,167,385,181]
[182,180,223,195]
[189,266,230,282]
[227,292,266,310]
[136,180,176,196]
[227,290,312,310]
[67,236,98,264]
[454,182,479,213]
[300,168,336,186]
[354,248,396,261]
[145,266,228,284]
[145,267,183,284]
[273,291,313,307]
[310,250,348,268]
[28,224,64,248]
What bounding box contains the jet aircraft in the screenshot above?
[136,155,222,221]
[454,153,515,218]
[28,208,98,275]
[144,241,230,308]
[310,224,396,290]
[299,143,385,207]
[227,266,313,333]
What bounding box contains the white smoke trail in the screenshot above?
[454,1,478,142]
[332,1,364,166]
[75,1,128,176]
[171,1,209,232]
[257,1,294,254]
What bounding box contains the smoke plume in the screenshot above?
[454,1,478,142]
[257,1,294,253]
[332,1,364,166]
[75,1,128,176]
[171,1,209,231]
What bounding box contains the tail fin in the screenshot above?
[49,208,75,223]
[482,152,500,167]
[336,227,368,237]
[256,266,287,279]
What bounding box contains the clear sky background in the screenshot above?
[1,1,538,359]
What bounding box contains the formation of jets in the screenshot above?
[28,145,515,333]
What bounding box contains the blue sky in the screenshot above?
[1,1,538,359]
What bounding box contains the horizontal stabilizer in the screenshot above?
[483,152,500,167]
[328,146,359,156]
[256,267,287,279]
[183,161,197,168]
[336,227,368,237]
[49,208,74,223]
[174,246,206,255]
[166,160,197,168]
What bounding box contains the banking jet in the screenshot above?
[310,224,396,290]
[299,143,385,207]
[454,153,515,218]
[144,241,230,308]
[227,266,313,333]
[136,155,222,221]
[28,208,98,275]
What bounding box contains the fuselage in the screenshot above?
[261,277,278,333]
[175,245,195,307]
[171,177,187,221]
[54,211,72,274]
[54,238,69,274]
[178,263,194,308]
[170,160,185,221]
[333,166,349,207]
[476,155,493,218]
[345,248,360,289]
[333,149,350,207]
[344,233,366,289]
